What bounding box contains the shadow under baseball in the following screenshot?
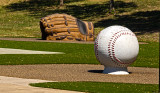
[88,70,103,73]
[88,70,132,74]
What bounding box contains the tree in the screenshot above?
[110,0,115,14]
[60,0,63,6]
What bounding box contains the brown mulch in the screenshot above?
[0,64,158,84]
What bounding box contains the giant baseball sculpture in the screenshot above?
[94,25,139,75]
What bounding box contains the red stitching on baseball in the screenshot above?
[108,31,135,66]
[95,36,100,62]
[108,31,122,66]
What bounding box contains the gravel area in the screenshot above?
[0,64,158,84]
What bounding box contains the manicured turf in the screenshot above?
[30,82,159,93]
[0,40,159,68]
[133,42,159,68]
[0,40,97,65]
[0,0,159,42]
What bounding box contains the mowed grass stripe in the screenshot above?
[30,82,159,93]
[0,40,98,65]
[0,40,159,68]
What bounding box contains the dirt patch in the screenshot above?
[0,64,158,84]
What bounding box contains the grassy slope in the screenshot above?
[0,40,159,68]
[0,7,40,37]
[30,82,159,93]
[0,0,159,42]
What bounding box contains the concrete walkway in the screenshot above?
[0,48,64,54]
[0,76,83,93]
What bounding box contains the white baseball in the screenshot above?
[94,25,139,75]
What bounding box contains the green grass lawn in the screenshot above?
[0,40,159,68]
[0,0,159,42]
[30,82,159,93]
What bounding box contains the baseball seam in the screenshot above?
[108,30,135,66]
[95,36,100,62]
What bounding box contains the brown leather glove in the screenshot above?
[40,13,94,41]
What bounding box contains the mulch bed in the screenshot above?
[0,64,158,84]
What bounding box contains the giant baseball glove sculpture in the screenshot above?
[40,13,94,41]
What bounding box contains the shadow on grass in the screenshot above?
[52,1,137,20]
[5,1,137,20]
[4,0,158,34]
[5,0,84,10]
[7,0,159,34]
[95,10,160,34]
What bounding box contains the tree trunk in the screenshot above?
[110,0,115,14]
[60,0,63,6]
[110,0,114,10]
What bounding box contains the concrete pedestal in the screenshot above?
[103,67,129,75]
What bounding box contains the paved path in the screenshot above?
[0,48,64,54]
[0,76,54,86]
[0,64,158,84]
[0,76,83,93]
